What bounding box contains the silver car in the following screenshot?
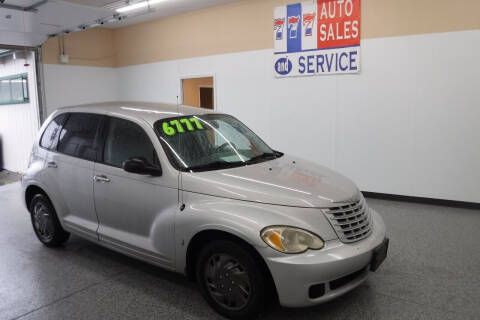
[22,102,388,319]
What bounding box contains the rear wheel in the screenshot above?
[196,240,266,319]
[29,194,69,247]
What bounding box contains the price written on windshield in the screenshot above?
[162,117,204,136]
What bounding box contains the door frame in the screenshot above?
[0,44,46,125]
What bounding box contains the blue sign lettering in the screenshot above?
[307,55,315,73]
[339,52,348,71]
[299,56,306,74]
[349,51,358,71]
[275,57,293,75]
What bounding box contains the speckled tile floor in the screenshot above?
[1,182,479,320]
[0,170,21,186]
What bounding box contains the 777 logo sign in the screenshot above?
[303,13,315,36]
[274,18,285,40]
[288,15,300,39]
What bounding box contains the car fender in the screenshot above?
[174,190,338,273]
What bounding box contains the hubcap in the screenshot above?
[32,202,53,241]
[204,253,251,310]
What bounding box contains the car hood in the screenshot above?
[181,154,360,208]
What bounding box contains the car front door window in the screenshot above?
[103,117,159,168]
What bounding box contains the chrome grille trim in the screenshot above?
[336,217,371,232]
[326,201,363,214]
[322,196,372,243]
[330,210,364,221]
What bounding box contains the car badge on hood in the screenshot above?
[332,193,361,204]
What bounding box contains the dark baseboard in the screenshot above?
[362,191,480,210]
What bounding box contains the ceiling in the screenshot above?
[63,0,118,6]
[0,0,240,47]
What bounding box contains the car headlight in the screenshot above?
[261,226,324,253]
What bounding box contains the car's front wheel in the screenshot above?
[29,194,69,247]
[196,240,266,319]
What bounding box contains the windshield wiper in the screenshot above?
[186,160,246,172]
[185,151,283,171]
[246,151,283,164]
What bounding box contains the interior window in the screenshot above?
[103,117,158,168]
[182,77,214,109]
[0,73,29,104]
[40,114,67,150]
[57,113,102,161]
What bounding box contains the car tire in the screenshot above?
[29,194,70,247]
[196,240,266,319]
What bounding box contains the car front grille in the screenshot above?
[323,196,372,243]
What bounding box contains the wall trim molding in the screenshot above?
[362,192,480,210]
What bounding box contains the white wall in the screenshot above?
[0,52,40,173]
[43,64,118,115]
[44,30,480,203]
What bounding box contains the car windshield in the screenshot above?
[154,114,282,172]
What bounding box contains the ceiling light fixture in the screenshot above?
[116,0,166,13]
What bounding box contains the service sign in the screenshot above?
[274,0,361,77]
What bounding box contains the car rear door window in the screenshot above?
[103,117,158,168]
[40,114,67,150]
[57,113,102,161]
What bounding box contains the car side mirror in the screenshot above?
[122,157,162,177]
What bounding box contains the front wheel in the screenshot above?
[196,240,266,319]
[29,194,69,247]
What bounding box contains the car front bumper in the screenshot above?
[257,208,387,308]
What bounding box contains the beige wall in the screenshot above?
[363,0,480,39]
[42,0,480,67]
[42,27,115,67]
[183,77,214,108]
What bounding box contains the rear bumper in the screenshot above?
[258,208,387,308]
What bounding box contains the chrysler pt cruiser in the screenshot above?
[22,102,388,319]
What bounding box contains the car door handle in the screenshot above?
[47,161,57,168]
[94,175,110,183]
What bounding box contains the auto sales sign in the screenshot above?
[274,0,361,77]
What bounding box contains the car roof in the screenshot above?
[55,101,214,125]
